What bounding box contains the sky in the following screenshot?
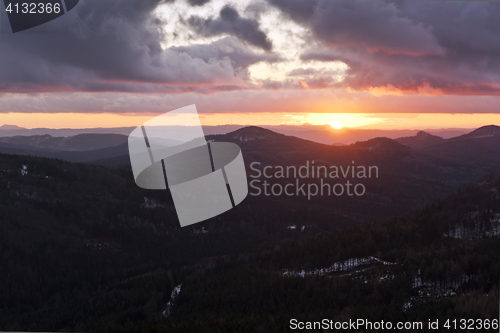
[1,0,500,129]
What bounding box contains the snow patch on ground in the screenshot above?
[404,271,474,311]
[142,197,164,209]
[193,227,208,234]
[281,256,395,278]
[444,211,500,239]
[287,225,309,232]
[163,284,182,319]
[20,165,28,176]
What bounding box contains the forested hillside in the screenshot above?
[1,137,500,331]
[0,152,357,331]
[166,174,500,332]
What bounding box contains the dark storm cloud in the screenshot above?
[312,0,444,56]
[0,0,276,92]
[187,0,211,6]
[271,0,500,94]
[269,0,443,56]
[266,0,318,23]
[188,5,273,51]
[3,0,500,95]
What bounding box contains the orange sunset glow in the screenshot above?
[2,112,499,130]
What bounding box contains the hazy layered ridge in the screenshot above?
[1,126,498,222]
[1,125,500,331]
[0,123,470,144]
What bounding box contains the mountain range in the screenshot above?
[1,124,499,224]
[0,123,471,144]
[0,124,494,164]
[396,125,500,167]
[1,124,500,331]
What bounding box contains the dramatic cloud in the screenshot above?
[266,0,318,23]
[172,37,280,69]
[311,0,444,56]
[2,0,500,100]
[187,0,211,6]
[0,0,277,93]
[188,5,273,51]
[268,0,500,94]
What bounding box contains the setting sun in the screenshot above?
[331,121,343,130]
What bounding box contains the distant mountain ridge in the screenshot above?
[396,125,500,147]
[0,123,471,144]
[2,124,500,180]
[0,125,137,137]
[0,141,129,164]
[352,137,410,152]
[2,124,500,240]
[0,125,491,225]
[210,126,285,142]
[0,124,24,130]
[395,131,444,149]
[0,133,128,151]
[394,125,500,167]
[0,133,129,164]
[454,124,500,139]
